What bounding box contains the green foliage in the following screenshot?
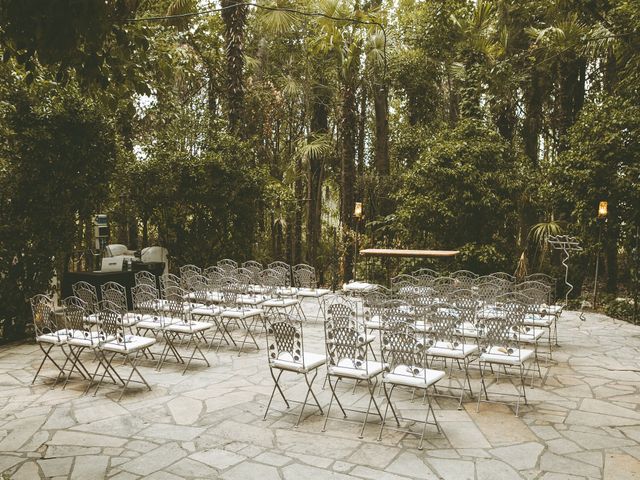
[0,72,117,341]
[604,298,636,324]
[396,120,521,273]
[550,95,640,236]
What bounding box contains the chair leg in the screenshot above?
[118,350,152,402]
[32,343,63,385]
[264,369,289,422]
[295,370,319,428]
[304,370,324,415]
[62,346,89,390]
[183,333,210,375]
[92,352,120,397]
[322,376,347,432]
[359,377,383,439]
[420,388,441,450]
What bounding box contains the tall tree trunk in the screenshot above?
[307,80,328,274]
[293,154,303,266]
[373,83,389,176]
[221,0,247,136]
[523,66,543,165]
[341,79,358,282]
[556,56,585,154]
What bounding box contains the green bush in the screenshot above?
[0,84,116,342]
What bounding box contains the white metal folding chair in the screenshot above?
[30,294,74,387]
[378,320,445,449]
[163,285,211,374]
[322,301,385,438]
[263,312,326,427]
[61,296,107,390]
[475,296,534,416]
[89,301,155,401]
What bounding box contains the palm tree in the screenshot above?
[221,0,248,135]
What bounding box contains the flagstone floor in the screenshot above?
[1,303,640,479]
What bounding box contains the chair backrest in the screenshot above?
[266,313,309,368]
[234,268,254,287]
[135,270,157,289]
[268,261,291,287]
[100,282,127,314]
[380,300,415,332]
[185,274,209,304]
[380,321,427,382]
[62,296,88,333]
[412,268,439,278]
[219,276,241,307]
[474,276,506,303]
[72,281,99,314]
[490,272,516,283]
[99,301,126,345]
[324,303,371,374]
[324,295,358,327]
[160,273,181,298]
[204,266,224,289]
[293,264,317,289]
[164,285,188,320]
[449,289,478,323]
[30,294,57,338]
[391,274,419,300]
[428,303,461,344]
[217,259,238,274]
[242,260,263,274]
[432,277,457,301]
[451,270,478,289]
[477,293,527,361]
[259,268,285,295]
[132,284,159,316]
[180,264,201,289]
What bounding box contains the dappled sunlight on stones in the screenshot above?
[0,306,639,478]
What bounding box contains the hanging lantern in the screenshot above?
[598,201,608,219]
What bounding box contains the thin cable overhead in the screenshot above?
[127,2,388,81]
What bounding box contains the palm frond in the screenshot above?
[258,8,299,34]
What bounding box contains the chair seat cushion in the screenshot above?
[543,304,563,315]
[36,330,69,345]
[454,321,480,337]
[136,316,181,329]
[271,352,327,372]
[328,359,386,380]
[342,282,377,293]
[428,341,478,359]
[186,291,223,303]
[262,298,299,308]
[384,365,445,389]
[365,316,382,330]
[166,321,211,334]
[101,335,156,353]
[414,321,432,333]
[220,307,263,319]
[480,346,533,365]
[237,294,269,305]
[276,287,299,297]
[523,314,552,327]
[517,327,545,343]
[297,288,331,298]
[191,306,224,317]
[66,330,113,347]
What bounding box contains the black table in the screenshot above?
[61,262,165,309]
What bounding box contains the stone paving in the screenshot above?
[1,302,640,479]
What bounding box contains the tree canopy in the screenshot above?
[1,0,639,339]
